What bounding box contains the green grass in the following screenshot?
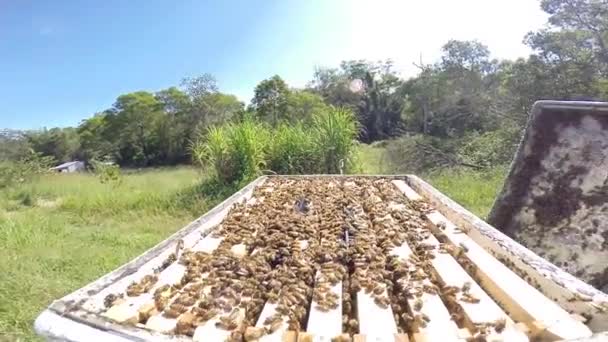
[425,167,507,218]
[358,143,508,218]
[0,168,203,341]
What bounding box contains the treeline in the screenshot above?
[1,0,607,168]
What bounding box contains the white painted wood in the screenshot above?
[406,174,608,332]
[255,240,313,342]
[356,290,397,341]
[305,272,343,341]
[192,297,249,342]
[390,243,460,342]
[394,180,592,341]
[35,310,135,342]
[82,213,229,314]
[255,302,289,342]
[103,237,222,325]
[420,228,528,341]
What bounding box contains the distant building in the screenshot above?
[50,161,86,173]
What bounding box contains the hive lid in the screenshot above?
[488,100,608,293]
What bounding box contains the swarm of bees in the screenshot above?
[102,177,489,341]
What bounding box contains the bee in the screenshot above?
[461,293,480,304]
[413,298,423,311]
[103,293,123,308]
[244,327,265,341]
[175,312,196,336]
[347,318,359,331]
[215,316,238,330]
[494,318,506,333]
[175,293,196,306]
[264,313,282,326]
[228,330,244,342]
[201,308,218,321]
[374,296,390,309]
[373,285,385,295]
[163,307,183,318]
[331,334,352,342]
[266,320,282,334]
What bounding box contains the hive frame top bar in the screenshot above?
[35,175,608,341]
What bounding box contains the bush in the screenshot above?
[312,107,359,174]
[458,126,521,168]
[192,107,360,184]
[385,135,457,173]
[267,124,318,174]
[90,160,122,186]
[0,150,54,189]
[192,120,269,184]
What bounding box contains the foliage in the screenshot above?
[308,60,406,142]
[312,107,360,174]
[458,126,522,168]
[193,107,359,183]
[267,124,318,174]
[193,120,269,184]
[0,150,54,189]
[384,135,456,173]
[0,168,204,340]
[90,160,122,186]
[251,75,291,125]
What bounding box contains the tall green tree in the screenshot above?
[251,75,291,125]
[105,91,163,166]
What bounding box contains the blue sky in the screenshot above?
[0,0,547,129]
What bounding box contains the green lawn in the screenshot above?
[0,160,507,340]
[0,168,203,341]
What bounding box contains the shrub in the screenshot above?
[192,107,360,183]
[385,135,457,173]
[90,160,122,186]
[458,126,521,167]
[312,107,360,174]
[267,124,318,174]
[0,150,54,189]
[192,120,269,184]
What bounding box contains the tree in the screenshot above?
[308,60,406,142]
[105,91,164,166]
[540,0,608,74]
[78,112,116,162]
[284,90,329,123]
[26,127,80,163]
[251,75,291,125]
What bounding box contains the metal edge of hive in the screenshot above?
[405,174,608,333]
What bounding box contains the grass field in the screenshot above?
[0,168,204,341]
[0,154,507,340]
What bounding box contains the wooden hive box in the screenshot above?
[34,176,608,341]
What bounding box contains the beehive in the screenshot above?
[35,176,608,341]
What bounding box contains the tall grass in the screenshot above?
[193,120,269,184]
[312,107,360,174]
[193,107,360,183]
[267,124,317,174]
